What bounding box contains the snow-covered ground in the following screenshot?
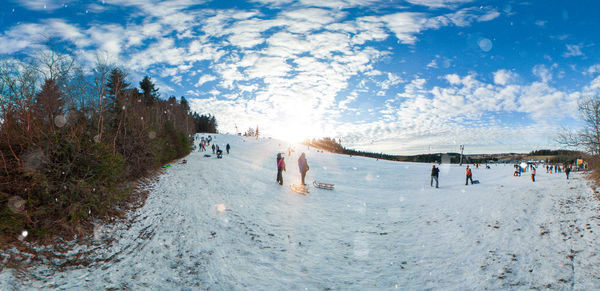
[2,134,600,290]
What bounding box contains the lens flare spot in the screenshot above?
[54,115,67,128]
[7,196,25,213]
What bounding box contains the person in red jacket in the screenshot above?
[465,165,473,185]
[276,153,286,185]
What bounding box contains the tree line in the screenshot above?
[0,49,217,241]
[304,137,588,165]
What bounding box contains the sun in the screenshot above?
[271,119,325,144]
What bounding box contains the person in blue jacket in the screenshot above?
[298,152,309,185]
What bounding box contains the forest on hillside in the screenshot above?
[0,48,217,242]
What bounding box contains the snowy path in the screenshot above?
[2,134,600,290]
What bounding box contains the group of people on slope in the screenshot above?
[532,164,573,182]
[196,135,231,158]
[209,143,231,155]
[197,135,213,152]
[432,162,574,188]
[521,164,573,182]
[276,152,309,186]
[430,165,474,188]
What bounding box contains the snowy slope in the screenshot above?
[2,134,600,289]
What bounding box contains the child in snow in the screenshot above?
[465,165,473,185]
[276,153,286,185]
[226,143,230,154]
[565,165,571,179]
[531,166,536,182]
[298,153,309,185]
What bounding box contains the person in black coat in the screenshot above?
[226,143,231,154]
[431,165,439,188]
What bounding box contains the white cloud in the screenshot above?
[444,74,461,85]
[532,64,552,83]
[591,76,600,90]
[563,44,583,58]
[102,0,205,18]
[379,73,403,90]
[380,13,427,45]
[196,75,217,87]
[404,0,474,9]
[517,82,574,119]
[534,20,547,27]
[478,10,500,22]
[426,59,438,69]
[14,0,66,11]
[587,64,600,75]
[493,69,516,86]
[86,3,109,13]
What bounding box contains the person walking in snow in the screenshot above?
[211,144,215,154]
[431,165,439,188]
[298,153,309,185]
[465,165,473,185]
[276,153,286,185]
[565,165,572,180]
[226,143,231,154]
[531,166,536,182]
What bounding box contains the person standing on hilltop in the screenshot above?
[431,165,439,188]
[465,165,473,185]
[276,153,286,185]
[298,153,310,185]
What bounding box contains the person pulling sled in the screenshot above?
[465,165,473,185]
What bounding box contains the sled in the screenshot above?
[473,180,480,184]
[290,184,309,195]
[162,164,171,168]
[313,181,334,190]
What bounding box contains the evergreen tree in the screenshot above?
[139,76,159,105]
[34,79,64,126]
[180,96,190,112]
[209,115,217,133]
[106,68,130,114]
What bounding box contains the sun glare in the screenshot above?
[271,119,324,144]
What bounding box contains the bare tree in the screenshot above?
[91,55,113,141]
[557,95,600,154]
[32,48,75,84]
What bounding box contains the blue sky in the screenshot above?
[1,0,599,155]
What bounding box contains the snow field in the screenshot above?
[2,134,600,290]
